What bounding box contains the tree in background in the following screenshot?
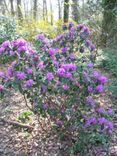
[0,0,6,15]
[33,0,38,20]
[50,0,53,25]
[102,0,117,47]
[10,0,15,16]
[17,0,23,21]
[72,0,80,22]
[43,0,48,21]
[63,0,70,23]
[57,0,62,20]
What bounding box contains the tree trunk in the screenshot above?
[33,0,38,20]
[17,0,23,21]
[43,0,48,21]
[102,0,117,47]
[0,0,5,15]
[58,0,62,20]
[72,0,80,22]
[50,0,53,25]
[10,0,15,16]
[63,0,70,23]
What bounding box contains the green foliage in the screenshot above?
[17,19,63,41]
[96,47,117,96]
[0,16,19,44]
[18,111,33,123]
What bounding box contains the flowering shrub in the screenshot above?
[0,23,113,154]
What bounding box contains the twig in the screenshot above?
[23,94,33,112]
[0,118,34,131]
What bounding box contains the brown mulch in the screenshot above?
[0,92,64,156]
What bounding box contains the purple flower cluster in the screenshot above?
[25,79,34,88]
[86,117,113,133]
[46,72,54,81]
[61,64,77,71]
[16,72,26,80]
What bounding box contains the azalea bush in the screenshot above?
[0,23,113,154]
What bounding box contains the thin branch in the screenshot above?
[0,118,34,130]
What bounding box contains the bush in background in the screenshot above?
[0,16,19,44]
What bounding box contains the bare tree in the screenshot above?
[58,0,62,19]
[10,0,15,16]
[33,0,38,20]
[49,0,53,25]
[63,0,69,23]
[43,0,48,21]
[3,0,10,14]
[17,0,23,21]
[0,0,5,15]
[72,0,80,22]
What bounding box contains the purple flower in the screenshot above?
[96,85,104,93]
[57,68,65,77]
[88,86,94,93]
[7,68,14,78]
[107,121,113,131]
[65,72,72,79]
[18,46,27,53]
[37,34,45,41]
[0,47,5,55]
[87,63,93,68]
[49,48,58,56]
[90,44,96,51]
[93,71,101,79]
[56,120,63,127]
[77,24,84,31]
[61,64,77,71]
[85,117,97,127]
[37,62,45,70]
[68,22,74,29]
[86,96,95,107]
[0,85,4,92]
[2,40,10,48]
[9,50,15,56]
[25,79,34,88]
[46,72,54,81]
[0,72,5,78]
[63,84,69,90]
[99,76,108,84]
[108,108,113,115]
[83,26,90,35]
[53,61,59,67]
[97,107,106,114]
[86,40,92,47]
[56,81,61,87]
[12,39,27,47]
[16,72,26,80]
[98,117,107,125]
[26,68,33,75]
[62,47,68,54]
[69,53,76,61]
